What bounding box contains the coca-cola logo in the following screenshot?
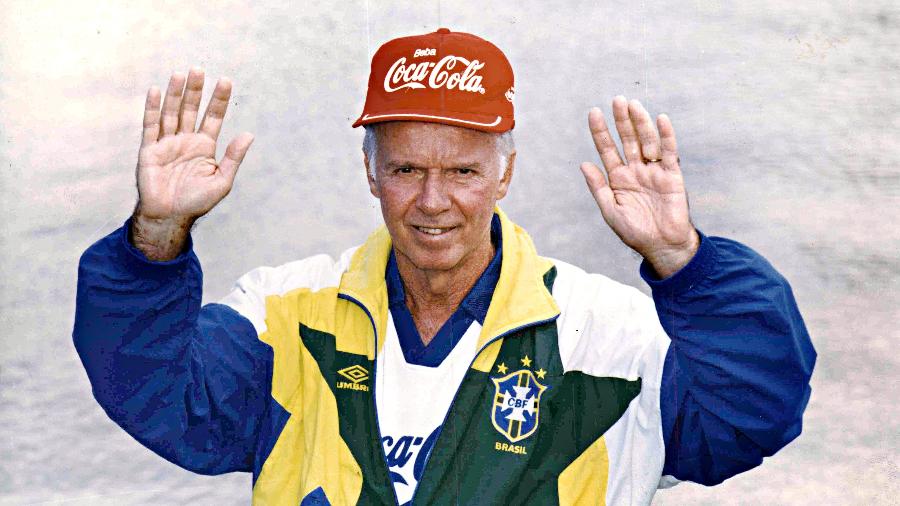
[383,55,487,94]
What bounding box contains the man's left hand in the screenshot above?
[580,96,699,279]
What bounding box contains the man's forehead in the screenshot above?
[378,121,499,168]
[375,121,498,161]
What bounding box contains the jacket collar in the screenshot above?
[338,207,560,352]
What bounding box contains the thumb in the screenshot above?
[580,161,616,217]
[218,132,255,185]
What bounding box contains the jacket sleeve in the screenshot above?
[72,218,275,475]
[641,230,816,486]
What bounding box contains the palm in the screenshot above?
[580,97,698,276]
[601,153,691,254]
[138,133,224,219]
[136,69,254,222]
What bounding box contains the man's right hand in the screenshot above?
[132,68,254,261]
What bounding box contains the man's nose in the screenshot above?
[416,172,452,214]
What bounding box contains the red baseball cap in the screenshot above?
[352,28,515,133]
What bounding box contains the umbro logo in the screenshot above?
[338,365,369,383]
[337,365,370,392]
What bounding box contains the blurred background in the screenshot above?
[1,0,897,504]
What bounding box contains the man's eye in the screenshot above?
[396,166,414,174]
[457,168,474,175]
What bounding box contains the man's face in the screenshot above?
[365,121,514,275]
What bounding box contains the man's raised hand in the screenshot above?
[132,68,254,261]
[580,96,699,278]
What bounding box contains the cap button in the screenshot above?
[436,28,451,34]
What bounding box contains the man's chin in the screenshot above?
[406,256,461,273]
[395,249,463,274]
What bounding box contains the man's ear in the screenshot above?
[364,151,380,198]
[496,150,516,200]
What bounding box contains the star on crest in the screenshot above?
[536,368,547,379]
[496,362,508,374]
[521,355,532,367]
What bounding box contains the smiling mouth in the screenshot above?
[414,226,455,236]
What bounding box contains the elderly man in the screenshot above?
[74,29,815,505]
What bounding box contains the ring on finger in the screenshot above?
[642,156,681,164]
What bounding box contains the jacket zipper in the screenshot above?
[338,293,403,506]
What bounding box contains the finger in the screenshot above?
[159,72,187,138]
[629,99,661,162]
[199,78,233,141]
[218,132,255,185]
[141,86,162,145]
[580,161,617,215]
[178,67,205,134]
[612,96,641,163]
[588,107,625,171]
[657,114,680,170]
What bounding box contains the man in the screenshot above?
[73,29,815,505]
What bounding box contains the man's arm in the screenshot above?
[73,219,276,474]
[580,97,815,484]
[72,70,269,474]
[642,231,815,485]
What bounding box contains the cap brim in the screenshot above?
[352,111,513,133]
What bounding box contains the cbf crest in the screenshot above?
[491,360,548,443]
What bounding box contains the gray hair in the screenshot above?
[363,123,515,180]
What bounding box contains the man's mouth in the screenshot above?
[414,226,455,236]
